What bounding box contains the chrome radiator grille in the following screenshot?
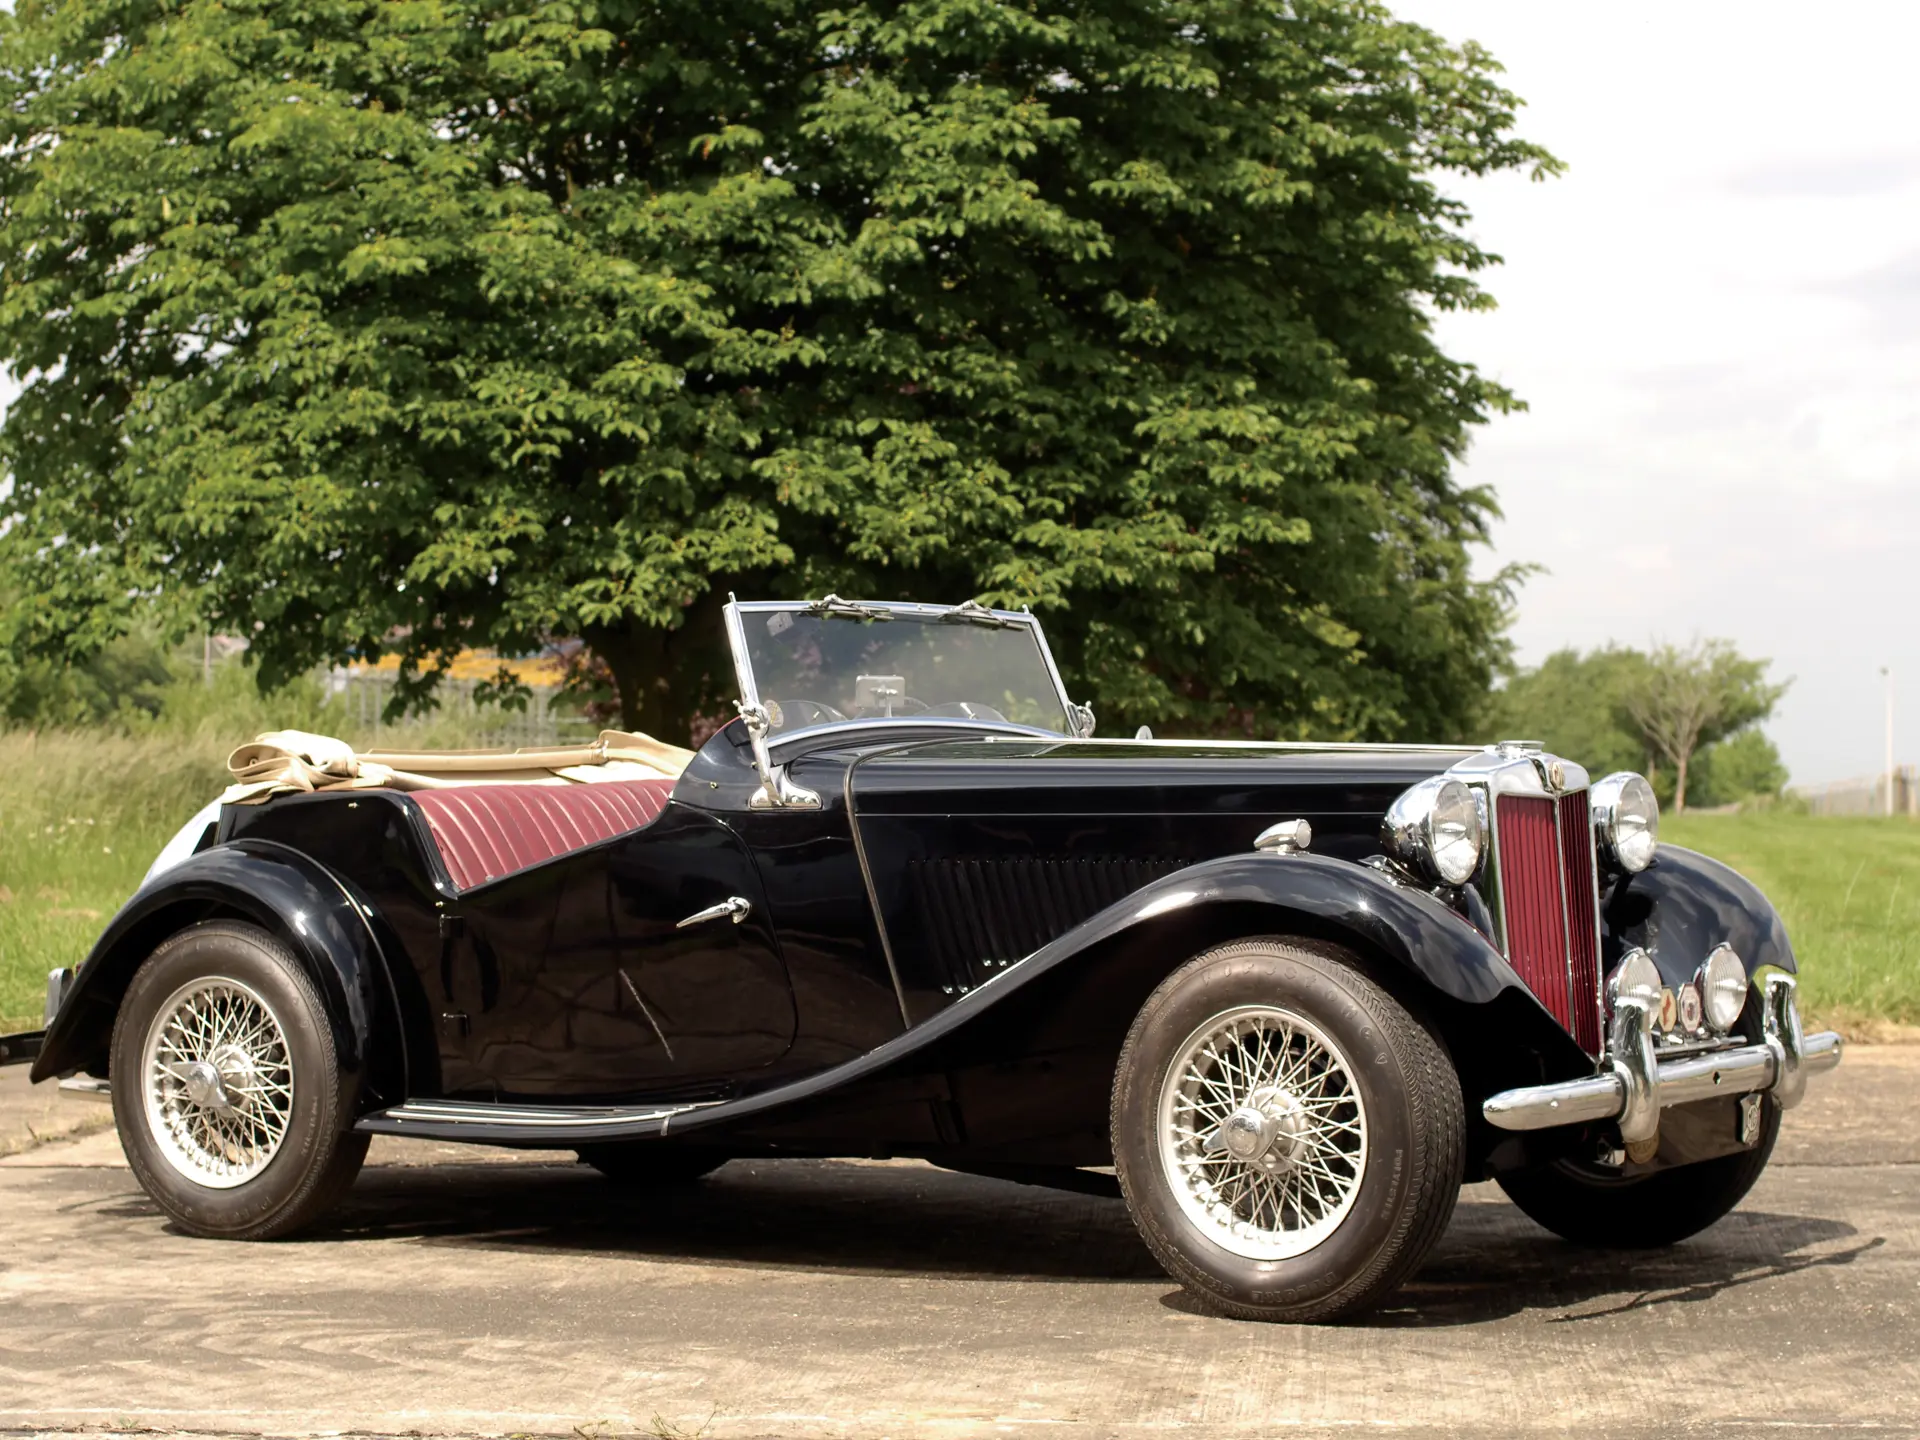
[1495,791,1604,1053]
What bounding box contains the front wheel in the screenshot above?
[1111,938,1464,1323]
[110,921,368,1239]
[1497,1099,1781,1248]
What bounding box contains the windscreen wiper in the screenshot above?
[805,594,892,621]
[939,599,1021,629]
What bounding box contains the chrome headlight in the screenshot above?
[1698,944,1749,1033]
[1591,771,1659,873]
[1382,776,1484,886]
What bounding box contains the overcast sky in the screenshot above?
[2,3,1911,783]
[1401,0,1919,786]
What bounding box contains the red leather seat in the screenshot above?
[412,779,676,891]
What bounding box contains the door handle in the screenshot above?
[676,896,753,929]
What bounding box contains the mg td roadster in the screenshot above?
[1,597,1841,1322]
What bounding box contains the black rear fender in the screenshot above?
[31,839,409,1109]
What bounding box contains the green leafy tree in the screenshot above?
[0,0,1556,742]
[1624,639,1789,812]
[1688,727,1790,808]
[1482,646,1648,778]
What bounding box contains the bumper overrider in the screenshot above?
[1483,973,1842,1154]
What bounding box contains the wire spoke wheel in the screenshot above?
[1156,1004,1368,1261]
[140,977,296,1189]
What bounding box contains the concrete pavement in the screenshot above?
[0,1049,1914,1439]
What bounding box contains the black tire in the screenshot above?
[1497,1098,1781,1247]
[110,921,369,1240]
[576,1145,731,1185]
[1111,937,1464,1323]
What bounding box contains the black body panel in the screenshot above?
[844,740,1477,1020]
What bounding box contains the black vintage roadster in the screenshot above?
[2,597,1841,1322]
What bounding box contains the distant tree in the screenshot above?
[1689,727,1789,808]
[1482,646,1648,776]
[0,0,1557,743]
[1624,640,1789,812]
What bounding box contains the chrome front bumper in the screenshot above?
[1483,974,1841,1150]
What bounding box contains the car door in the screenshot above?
[461,805,796,1097]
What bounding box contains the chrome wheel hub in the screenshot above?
[140,978,296,1189]
[1157,1005,1369,1261]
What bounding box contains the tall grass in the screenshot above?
[0,661,577,1029]
[1663,812,1920,1033]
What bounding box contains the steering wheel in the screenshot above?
[922,701,1010,722]
[770,698,847,728]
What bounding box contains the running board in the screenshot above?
[356,1097,724,1145]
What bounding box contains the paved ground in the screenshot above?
[0,1051,1914,1440]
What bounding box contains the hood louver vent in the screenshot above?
[906,856,1189,992]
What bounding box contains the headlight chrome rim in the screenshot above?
[1591,771,1660,874]
[1382,776,1485,888]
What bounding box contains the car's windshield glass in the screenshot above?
[736,607,1071,737]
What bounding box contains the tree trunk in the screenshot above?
[1673,751,1689,813]
[584,589,734,745]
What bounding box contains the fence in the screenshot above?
[1791,766,1919,817]
[323,669,599,750]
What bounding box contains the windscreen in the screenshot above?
[740,609,1071,737]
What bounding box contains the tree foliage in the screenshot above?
[1625,639,1789,812]
[0,0,1555,741]
[1489,641,1790,810]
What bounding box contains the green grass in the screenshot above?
[4,741,1915,1035]
[0,729,232,1031]
[0,670,556,1031]
[1663,812,1920,1034]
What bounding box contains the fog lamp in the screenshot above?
[1698,944,1749,1033]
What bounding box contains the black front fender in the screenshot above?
[1605,843,1795,1013]
[31,839,406,1107]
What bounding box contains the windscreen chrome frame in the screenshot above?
[722,597,1081,745]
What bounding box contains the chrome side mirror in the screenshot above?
[736,702,821,810]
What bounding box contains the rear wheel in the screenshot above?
[1497,1099,1781,1247]
[1111,937,1464,1323]
[576,1144,730,1185]
[111,921,368,1239]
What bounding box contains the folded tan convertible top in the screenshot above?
[223,729,695,805]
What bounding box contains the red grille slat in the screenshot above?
[1495,795,1575,1034]
[1556,790,1603,1052]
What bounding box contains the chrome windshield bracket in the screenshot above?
[737,702,821,811]
[805,594,892,620]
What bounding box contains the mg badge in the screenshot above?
[1546,760,1566,791]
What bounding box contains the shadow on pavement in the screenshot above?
[101,1153,1873,1325]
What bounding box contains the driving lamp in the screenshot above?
[1608,948,1661,1015]
[1591,772,1660,873]
[1382,777,1485,887]
[1698,944,1749,1033]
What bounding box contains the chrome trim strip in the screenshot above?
[57,1076,112,1103]
[359,1097,722,1133]
[844,755,915,1029]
